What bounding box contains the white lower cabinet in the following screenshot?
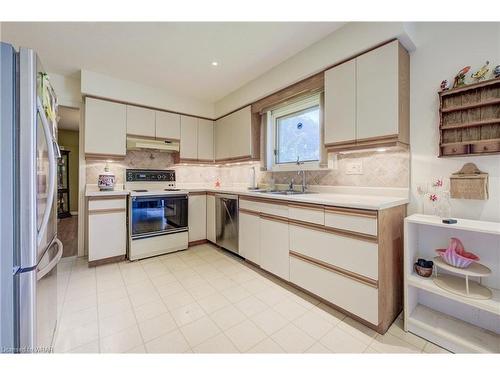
[239,211,260,264]
[259,216,289,281]
[87,197,127,263]
[206,194,216,243]
[289,224,378,280]
[188,194,207,243]
[289,255,379,325]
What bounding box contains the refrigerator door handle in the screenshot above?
[37,238,62,281]
[36,97,57,247]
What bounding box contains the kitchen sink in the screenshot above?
[257,190,315,195]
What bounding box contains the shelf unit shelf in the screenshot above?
[438,77,500,157]
[407,273,500,316]
[404,214,500,353]
[407,304,499,353]
[440,118,500,130]
[440,98,500,113]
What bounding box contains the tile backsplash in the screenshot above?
[86,148,409,188]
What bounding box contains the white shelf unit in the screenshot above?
[404,214,500,353]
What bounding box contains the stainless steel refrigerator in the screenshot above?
[1,42,63,353]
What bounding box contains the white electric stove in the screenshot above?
[125,169,189,260]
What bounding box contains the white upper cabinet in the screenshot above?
[126,105,155,138]
[323,40,409,151]
[85,97,127,157]
[197,119,214,161]
[215,115,231,160]
[180,115,198,159]
[356,41,399,140]
[215,105,252,161]
[324,59,356,145]
[155,111,181,140]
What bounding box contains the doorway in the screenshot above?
[57,106,80,258]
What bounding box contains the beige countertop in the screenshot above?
[86,184,408,210]
[85,184,129,197]
[185,187,409,210]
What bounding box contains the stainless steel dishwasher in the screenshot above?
[215,194,239,254]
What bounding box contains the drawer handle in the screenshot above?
[452,148,457,153]
[483,146,488,151]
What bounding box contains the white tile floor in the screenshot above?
[54,244,450,354]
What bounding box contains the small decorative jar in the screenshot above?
[98,163,115,191]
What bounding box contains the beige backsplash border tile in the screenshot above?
[85,148,409,189]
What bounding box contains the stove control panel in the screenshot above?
[126,169,176,182]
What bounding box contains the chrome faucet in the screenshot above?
[288,177,295,191]
[296,156,306,193]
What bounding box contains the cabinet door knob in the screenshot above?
[483,146,488,151]
[452,148,457,152]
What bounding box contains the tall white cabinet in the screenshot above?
[324,59,356,145]
[197,119,214,161]
[87,196,127,265]
[180,115,199,160]
[188,193,207,243]
[180,116,214,161]
[324,40,409,152]
[214,105,253,161]
[239,211,260,264]
[206,194,216,243]
[259,215,289,281]
[84,97,127,158]
[126,105,156,138]
[155,111,180,140]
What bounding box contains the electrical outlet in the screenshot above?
[345,161,363,175]
[328,153,338,170]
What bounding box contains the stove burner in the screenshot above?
[164,188,181,191]
[133,189,148,192]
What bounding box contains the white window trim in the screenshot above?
[266,93,322,172]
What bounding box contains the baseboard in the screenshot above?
[188,239,208,247]
[88,254,125,267]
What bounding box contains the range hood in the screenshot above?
[126,137,180,152]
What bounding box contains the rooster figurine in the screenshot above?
[440,80,450,91]
[471,61,490,81]
[494,65,500,78]
[453,66,471,88]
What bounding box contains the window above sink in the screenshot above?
[266,93,325,172]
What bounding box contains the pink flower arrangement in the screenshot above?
[429,194,438,202]
[433,179,443,187]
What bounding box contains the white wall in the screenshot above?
[214,22,416,117]
[409,22,500,222]
[49,72,81,108]
[81,70,214,118]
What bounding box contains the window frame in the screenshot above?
[268,93,322,172]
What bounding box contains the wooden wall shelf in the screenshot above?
[438,77,500,157]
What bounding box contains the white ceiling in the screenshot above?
[58,106,80,131]
[2,22,344,102]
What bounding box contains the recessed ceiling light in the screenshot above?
[376,148,387,152]
[211,61,219,67]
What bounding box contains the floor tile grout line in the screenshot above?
[136,252,197,353]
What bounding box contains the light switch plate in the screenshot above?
[345,161,363,175]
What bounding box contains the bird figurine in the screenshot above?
[494,65,500,78]
[440,79,450,91]
[453,66,471,88]
[471,61,490,81]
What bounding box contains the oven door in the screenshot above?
[130,195,188,239]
